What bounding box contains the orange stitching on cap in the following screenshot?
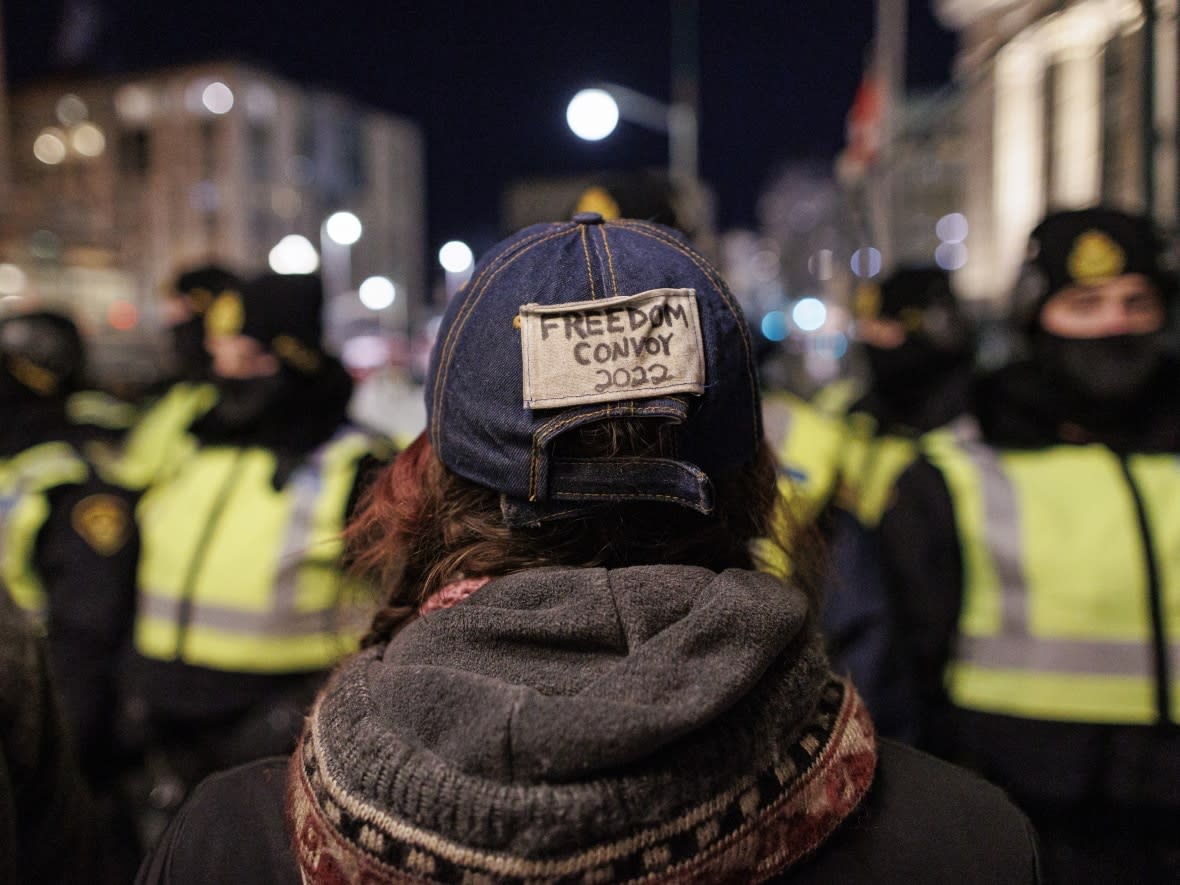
[530,405,615,500]
[599,225,619,297]
[430,227,573,442]
[535,405,616,441]
[580,225,598,300]
[529,443,539,501]
[618,221,762,451]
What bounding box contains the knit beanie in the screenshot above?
[205,272,325,374]
[173,263,241,316]
[1011,207,1177,331]
[853,265,969,352]
[0,311,84,397]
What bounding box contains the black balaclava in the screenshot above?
[1034,332,1166,401]
[1012,208,1176,402]
[194,272,351,454]
[856,266,972,404]
[0,311,86,453]
[0,311,83,403]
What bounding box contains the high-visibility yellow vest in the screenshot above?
[134,429,382,674]
[103,382,217,490]
[812,378,863,417]
[0,442,90,619]
[67,389,141,432]
[924,417,1180,724]
[763,391,848,528]
[835,412,921,528]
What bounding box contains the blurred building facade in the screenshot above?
[936,0,1179,302]
[1,62,425,383]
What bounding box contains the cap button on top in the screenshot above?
[572,211,604,225]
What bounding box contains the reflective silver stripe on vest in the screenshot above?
[139,592,330,636]
[0,492,19,585]
[950,416,1028,636]
[272,442,332,615]
[956,634,1180,677]
[0,446,86,604]
[148,433,361,636]
[945,417,1180,678]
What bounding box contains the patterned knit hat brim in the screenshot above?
[287,566,879,883]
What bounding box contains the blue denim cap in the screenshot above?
[425,214,762,526]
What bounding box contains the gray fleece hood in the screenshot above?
[294,565,849,860]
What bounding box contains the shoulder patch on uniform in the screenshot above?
[71,494,131,556]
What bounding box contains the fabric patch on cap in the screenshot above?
[1067,230,1126,284]
[71,494,131,556]
[520,288,705,409]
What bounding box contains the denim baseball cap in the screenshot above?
[425,213,762,526]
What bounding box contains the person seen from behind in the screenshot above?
[138,214,1040,884]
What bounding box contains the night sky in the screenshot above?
[5,1,956,255]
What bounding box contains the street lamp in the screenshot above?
[566,83,698,185]
[358,275,396,311]
[268,234,319,275]
[438,240,474,300]
[321,210,363,306]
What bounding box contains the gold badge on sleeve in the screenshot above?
[71,494,131,556]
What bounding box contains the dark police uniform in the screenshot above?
[0,311,139,776]
[122,274,391,845]
[880,209,1180,883]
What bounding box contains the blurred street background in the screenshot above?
[0,1,1176,421]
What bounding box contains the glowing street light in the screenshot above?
[202,82,235,115]
[565,82,698,184]
[358,276,396,311]
[70,123,106,157]
[268,234,319,275]
[439,240,474,300]
[792,298,828,332]
[325,211,363,246]
[33,130,68,165]
[439,240,474,274]
[566,89,620,141]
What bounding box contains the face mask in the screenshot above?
[866,338,964,398]
[170,317,210,379]
[1034,331,1165,400]
[209,372,291,429]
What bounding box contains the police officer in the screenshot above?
[106,264,241,491]
[125,272,390,841]
[880,207,1180,882]
[0,310,138,779]
[766,267,974,737]
[836,265,975,524]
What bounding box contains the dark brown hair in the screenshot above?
[347,422,821,648]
